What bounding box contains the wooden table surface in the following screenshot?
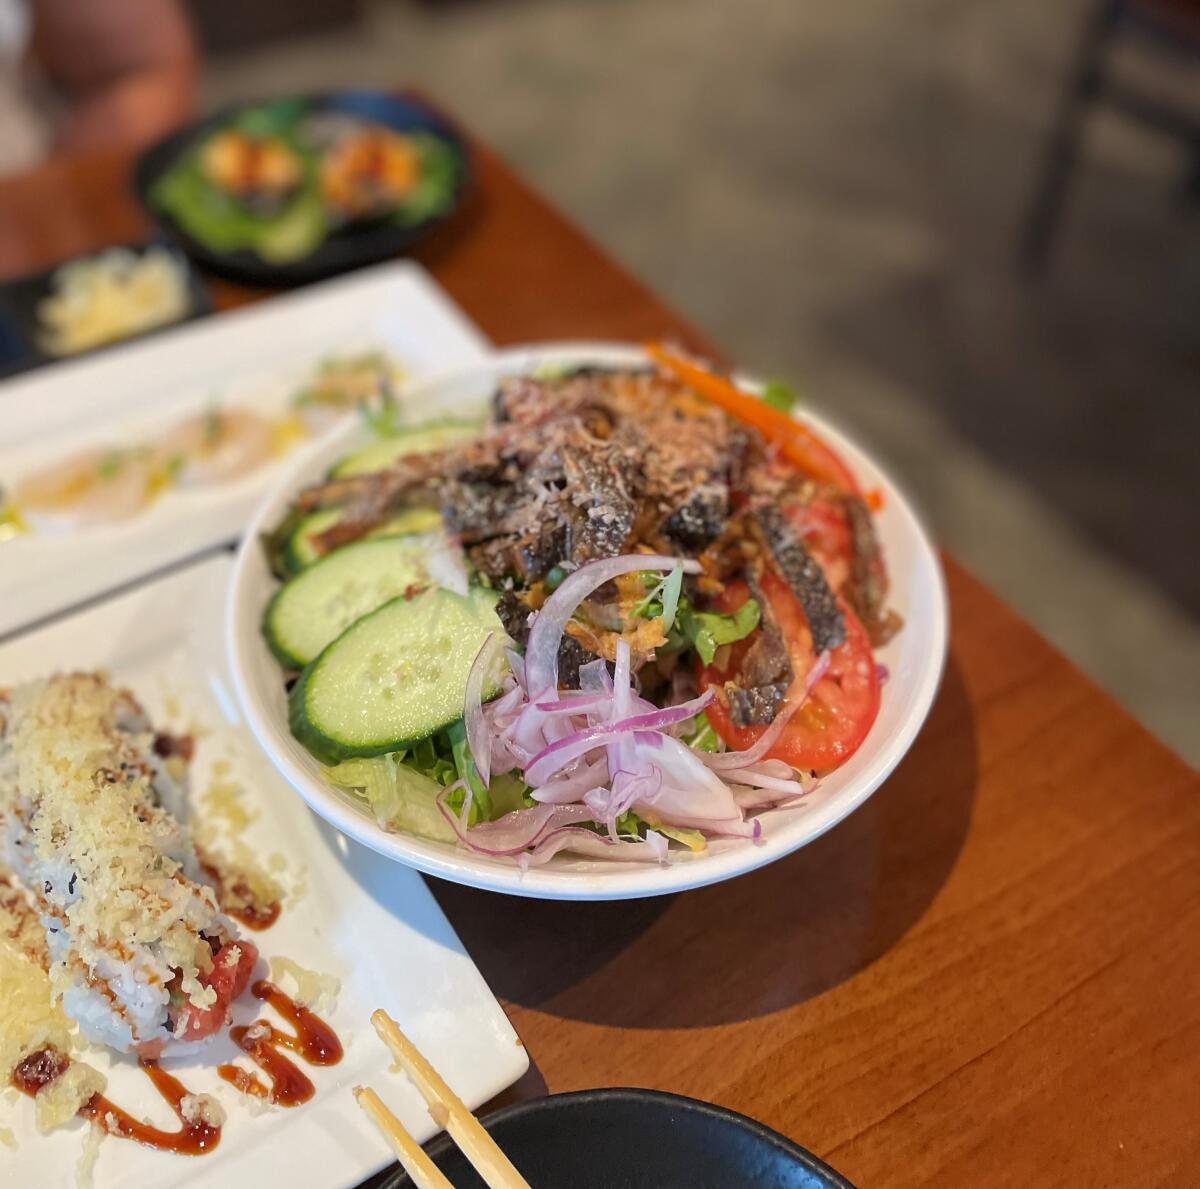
[2,136,1197,1189]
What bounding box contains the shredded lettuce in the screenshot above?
[406,735,457,787]
[617,809,706,852]
[488,772,536,818]
[655,824,708,852]
[447,719,492,823]
[681,711,722,753]
[323,754,454,842]
[632,577,760,664]
[327,718,534,836]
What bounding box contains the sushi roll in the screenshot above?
[0,673,256,1058]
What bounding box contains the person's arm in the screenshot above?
[33,0,198,153]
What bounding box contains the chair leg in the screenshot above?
[1020,0,1123,274]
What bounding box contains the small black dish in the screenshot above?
[372,1088,856,1189]
[133,91,472,289]
[0,239,212,378]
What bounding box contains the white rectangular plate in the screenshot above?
[0,553,528,1188]
[0,260,489,637]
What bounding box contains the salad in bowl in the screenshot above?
[227,343,946,898]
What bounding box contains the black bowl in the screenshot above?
[132,91,471,288]
[372,1088,856,1189]
[0,238,212,377]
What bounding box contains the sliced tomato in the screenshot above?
[783,497,853,591]
[174,940,259,1042]
[785,498,851,562]
[700,571,880,771]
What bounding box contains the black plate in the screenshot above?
[0,239,212,378]
[133,91,471,288]
[371,1088,856,1189]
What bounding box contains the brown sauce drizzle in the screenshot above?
[11,1048,69,1096]
[217,979,342,1107]
[12,1049,220,1156]
[152,732,195,762]
[227,900,281,931]
[82,1063,220,1155]
[198,857,282,931]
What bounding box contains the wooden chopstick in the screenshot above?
[354,1085,455,1189]
[371,1009,532,1189]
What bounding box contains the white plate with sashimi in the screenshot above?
[0,259,488,638]
[227,342,948,900]
[0,554,527,1188]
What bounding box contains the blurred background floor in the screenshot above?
[200,0,1199,762]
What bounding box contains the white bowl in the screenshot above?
[227,343,948,900]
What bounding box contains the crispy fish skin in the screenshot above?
[756,506,846,654]
[494,589,600,688]
[842,494,902,645]
[288,369,744,578]
[723,575,792,727]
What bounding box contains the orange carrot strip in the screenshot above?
[645,343,860,494]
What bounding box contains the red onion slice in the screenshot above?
[464,632,504,788]
[732,786,810,812]
[529,757,612,804]
[524,554,700,698]
[633,810,761,840]
[533,692,612,715]
[577,658,612,693]
[585,767,662,830]
[524,690,713,786]
[437,794,596,856]
[518,826,669,870]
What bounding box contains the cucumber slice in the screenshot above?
[329,419,480,478]
[282,506,444,575]
[280,508,341,576]
[263,534,454,668]
[289,586,507,763]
